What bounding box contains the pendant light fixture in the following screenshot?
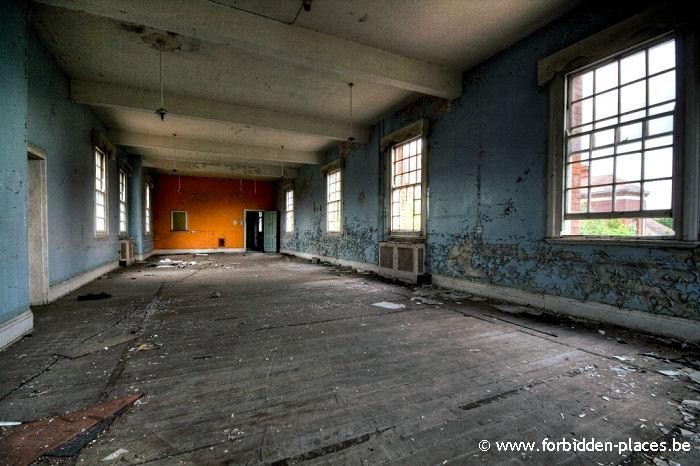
[155,49,168,121]
[347,82,355,142]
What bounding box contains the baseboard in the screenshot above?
[432,274,700,342]
[153,248,246,255]
[280,249,379,273]
[0,310,33,352]
[48,261,119,303]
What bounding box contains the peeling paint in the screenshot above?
[429,225,699,319]
[282,215,378,264]
[279,0,699,322]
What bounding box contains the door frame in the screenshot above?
[27,144,49,305]
[243,208,263,252]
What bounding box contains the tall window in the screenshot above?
[563,37,676,237]
[326,169,342,232]
[119,170,128,235]
[144,185,151,234]
[94,148,107,236]
[285,189,294,233]
[391,137,423,233]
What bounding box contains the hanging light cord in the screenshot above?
[155,50,168,120]
[159,50,165,110]
[348,82,354,142]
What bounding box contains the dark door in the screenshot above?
[245,211,266,251]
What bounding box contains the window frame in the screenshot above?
[94,147,108,238]
[380,119,429,241]
[118,169,128,237]
[541,7,698,246]
[326,169,342,234]
[170,210,188,231]
[285,188,294,234]
[389,136,427,238]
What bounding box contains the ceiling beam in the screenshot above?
[111,131,322,165]
[143,157,297,180]
[37,0,462,99]
[74,80,367,143]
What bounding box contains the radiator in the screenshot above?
[378,241,426,284]
[119,239,135,266]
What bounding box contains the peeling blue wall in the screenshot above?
[279,135,382,265]
[279,0,700,321]
[27,31,120,285]
[0,1,30,324]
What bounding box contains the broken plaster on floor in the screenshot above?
[0,253,698,465]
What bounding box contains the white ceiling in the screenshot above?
[30,0,577,179]
[297,0,577,69]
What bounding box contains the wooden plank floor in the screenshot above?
[0,254,698,465]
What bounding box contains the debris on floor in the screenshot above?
[102,448,129,461]
[372,301,406,310]
[0,394,141,465]
[683,398,700,407]
[411,296,443,305]
[657,368,700,384]
[153,258,197,268]
[609,365,637,377]
[611,355,634,362]
[76,292,111,301]
[0,421,21,427]
[211,291,222,298]
[129,342,156,352]
[2,254,698,465]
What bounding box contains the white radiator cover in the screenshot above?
[378,241,426,284]
[119,239,135,266]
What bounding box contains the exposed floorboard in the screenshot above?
[0,253,698,465]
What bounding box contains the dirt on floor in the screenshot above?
[0,253,698,465]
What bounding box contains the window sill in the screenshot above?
[546,237,699,249]
[94,234,110,241]
[386,235,425,243]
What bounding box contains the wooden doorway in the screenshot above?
[27,145,49,305]
[244,210,278,252]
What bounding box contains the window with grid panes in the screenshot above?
[94,148,107,236]
[285,189,294,233]
[145,185,151,234]
[119,169,127,235]
[564,37,676,237]
[326,170,341,232]
[391,137,423,233]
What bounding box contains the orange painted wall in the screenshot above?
[153,174,276,249]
